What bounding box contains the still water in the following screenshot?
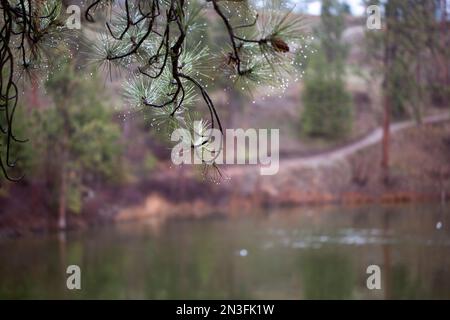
[0,204,449,299]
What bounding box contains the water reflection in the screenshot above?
[0,203,449,299]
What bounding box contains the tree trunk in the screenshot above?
[442,0,449,87]
[57,88,71,230]
[58,165,67,230]
[381,94,391,183]
[381,2,394,184]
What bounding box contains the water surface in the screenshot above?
[1,204,449,299]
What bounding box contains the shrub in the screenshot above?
[301,73,352,139]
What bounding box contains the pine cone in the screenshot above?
[270,37,290,53]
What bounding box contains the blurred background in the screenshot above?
[0,0,449,299]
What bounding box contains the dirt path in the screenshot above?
[226,112,450,176]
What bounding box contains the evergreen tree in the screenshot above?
[301,0,352,138]
[86,0,306,168]
[1,0,308,180]
[319,0,348,76]
[36,62,122,228]
[0,0,69,181]
[363,0,447,181]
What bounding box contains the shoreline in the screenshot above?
[1,189,448,241]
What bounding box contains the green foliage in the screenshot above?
[318,0,349,76]
[301,53,352,138]
[67,180,83,214]
[364,0,447,120]
[14,61,124,213]
[388,58,419,119]
[45,62,122,179]
[301,0,353,139]
[222,3,306,94]
[91,0,306,138]
[143,152,158,173]
[0,0,76,181]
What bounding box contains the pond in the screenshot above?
[0,203,449,299]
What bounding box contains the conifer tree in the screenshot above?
[1,0,67,181]
[301,0,352,138]
[364,0,447,181]
[44,62,122,229]
[89,0,306,170]
[1,0,307,181]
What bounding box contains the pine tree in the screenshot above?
[41,61,122,229]
[301,0,352,139]
[1,0,308,181]
[0,0,68,182]
[86,0,307,169]
[363,0,447,182]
